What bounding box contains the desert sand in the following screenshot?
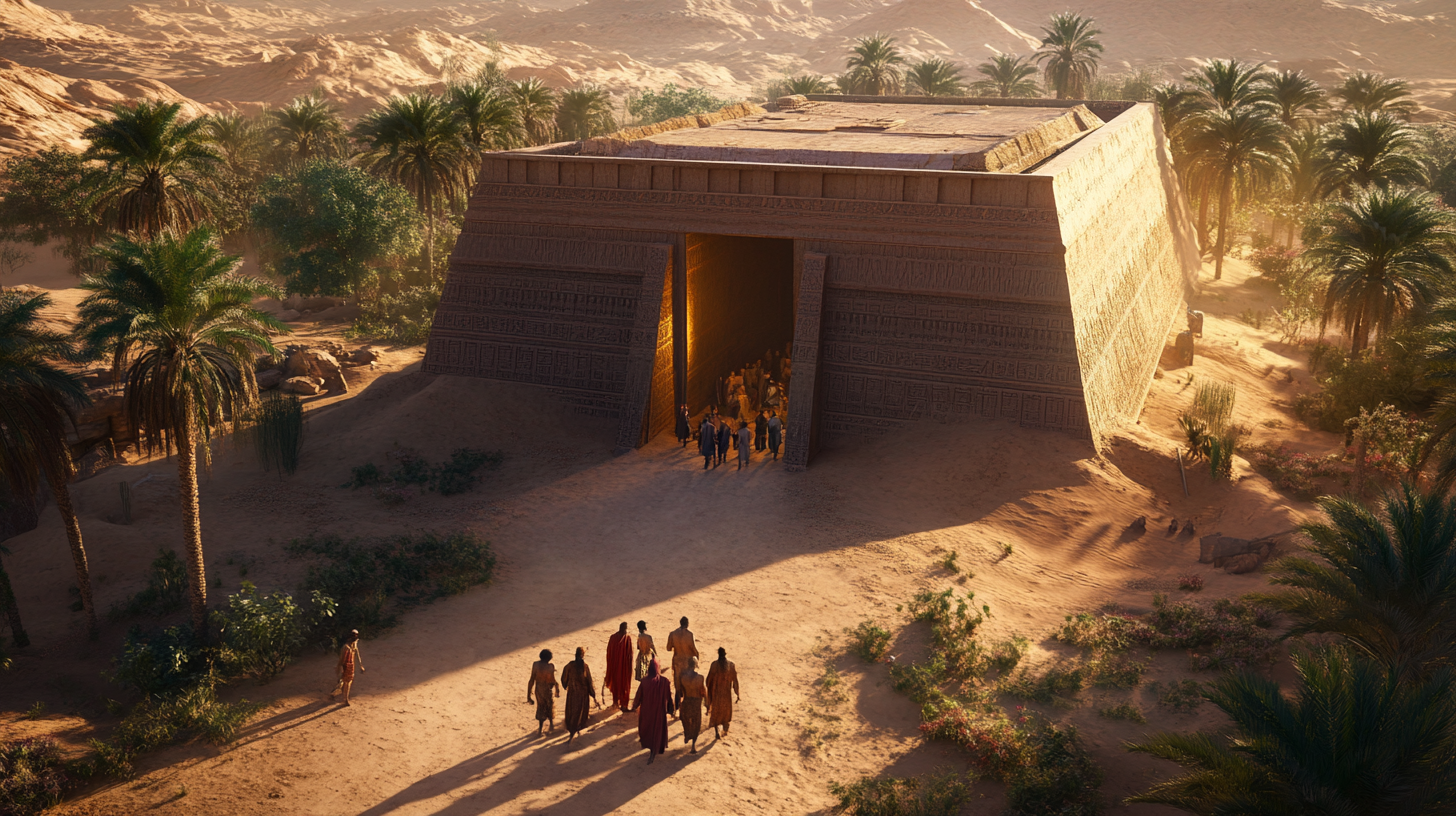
[0,254,1338,814]
[3,0,1455,157]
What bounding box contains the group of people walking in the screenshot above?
[678,405,784,470]
[528,617,741,764]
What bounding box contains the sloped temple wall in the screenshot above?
[1040,103,1201,442]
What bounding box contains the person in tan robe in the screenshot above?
[677,656,708,753]
[706,646,739,739]
[526,649,560,735]
[635,620,657,682]
[560,646,598,745]
[665,616,699,709]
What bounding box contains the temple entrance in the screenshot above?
[677,233,795,419]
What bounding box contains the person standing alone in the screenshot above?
[737,422,752,470]
[329,629,364,706]
[675,404,691,448]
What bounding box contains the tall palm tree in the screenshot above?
[905,58,966,97]
[507,78,558,145]
[1312,187,1454,353]
[1185,59,1271,113]
[1186,106,1288,279]
[1326,112,1424,194]
[0,292,98,639]
[266,92,348,165]
[75,228,282,635]
[447,82,524,150]
[844,33,905,96]
[1258,484,1456,676]
[354,93,476,278]
[1334,70,1418,119]
[1263,68,1327,128]
[1034,12,1103,99]
[1276,127,1339,244]
[81,100,223,238]
[554,84,617,141]
[1127,647,1456,815]
[202,112,265,180]
[972,54,1041,98]
[780,74,834,96]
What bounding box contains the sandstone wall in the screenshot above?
[1035,103,1200,443]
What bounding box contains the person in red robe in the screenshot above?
[603,622,634,713]
[630,658,675,764]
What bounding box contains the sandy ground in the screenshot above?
[1,255,1344,815]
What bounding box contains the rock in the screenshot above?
[1129,516,1146,533]
[284,348,347,393]
[1224,553,1262,574]
[283,293,304,310]
[313,303,361,323]
[1168,518,1179,535]
[275,309,301,322]
[1200,534,1273,564]
[1181,520,1196,536]
[298,295,346,312]
[282,376,322,395]
[256,369,283,390]
[351,347,379,364]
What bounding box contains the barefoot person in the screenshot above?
[329,630,365,705]
[629,659,675,764]
[665,616,699,709]
[706,647,740,739]
[635,620,657,684]
[561,647,598,745]
[604,622,634,713]
[678,657,708,753]
[526,649,560,735]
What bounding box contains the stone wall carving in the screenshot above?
[614,245,673,453]
[784,253,826,471]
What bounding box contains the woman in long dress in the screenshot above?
[630,659,675,764]
[526,649,560,735]
[706,646,740,739]
[635,620,657,682]
[560,646,597,745]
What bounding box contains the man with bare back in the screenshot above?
[666,616,699,708]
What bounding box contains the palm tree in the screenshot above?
[1186,106,1288,279]
[1127,647,1456,815]
[0,542,27,650]
[1185,59,1271,113]
[1263,68,1327,128]
[1311,187,1454,353]
[1034,12,1103,99]
[1334,70,1418,119]
[202,112,265,179]
[354,93,476,278]
[1276,127,1339,244]
[447,82,524,150]
[971,54,1041,98]
[905,59,966,97]
[266,92,348,165]
[507,78,558,145]
[81,100,223,238]
[844,33,905,96]
[75,227,283,635]
[780,74,834,96]
[1152,83,1200,148]
[554,84,617,141]
[1326,112,1424,193]
[0,292,98,638]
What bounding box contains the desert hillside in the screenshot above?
[2,0,1455,155]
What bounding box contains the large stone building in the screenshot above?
[423,96,1200,469]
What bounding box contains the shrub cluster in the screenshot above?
[828,770,973,816]
[0,738,70,816]
[1247,443,1348,498]
[347,447,503,499]
[847,620,893,663]
[109,548,188,620]
[347,285,440,346]
[1057,594,1280,671]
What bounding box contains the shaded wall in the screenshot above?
[684,234,794,411]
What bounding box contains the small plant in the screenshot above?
[213,582,336,681]
[348,448,503,497]
[1088,654,1148,689]
[986,636,1029,675]
[1177,574,1205,592]
[1155,679,1205,712]
[110,548,189,620]
[1000,542,1014,558]
[921,708,1103,815]
[1002,663,1088,705]
[939,550,959,573]
[348,462,384,488]
[0,737,71,815]
[828,770,974,816]
[22,702,44,720]
[1098,703,1147,723]
[847,620,893,663]
[247,394,306,476]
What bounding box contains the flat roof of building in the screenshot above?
[580,99,1105,173]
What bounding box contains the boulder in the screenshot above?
[1224,553,1263,574]
[284,348,347,393]
[256,368,283,390]
[351,347,379,365]
[282,376,322,395]
[313,303,361,323]
[254,297,283,314]
[275,309,301,322]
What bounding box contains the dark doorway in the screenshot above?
[679,234,795,412]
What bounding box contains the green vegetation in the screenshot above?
[1097,703,1146,723]
[1035,12,1103,99]
[0,737,70,815]
[1152,679,1205,712]
[110,549,189,620]
[346,446,503,498]
[905,59,966,97]
[247,394,306,476]
[971,54,1040,98]
[828,771,974,816]
[847,619,893,663]
[348,285,441,345]
[1180,379,1240,480]
[627,84,733,125]
[842,33,906,96]
[1057,594,1279,671]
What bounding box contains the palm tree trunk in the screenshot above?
[1214,173,1234,280]
[175,410,209,635]
[1196,177,1213,249]
[48,472,97,640]
[0,553,28,648]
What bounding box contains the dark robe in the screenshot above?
[675,408,690,442]
[768,417,783,454]
[605,630,634,711]
[755,413,767,450]
[716,423,732,459]
[561,659,594,734]
[632,660,675,755]
[699,421,716,459]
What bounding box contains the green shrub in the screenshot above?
[1098,703,1147,723]
[110,548,188,619]
[1296,338,1432,432]
[213,582,335,680]
[1055,595,1278,670]
[348,285,440,346]
[347,462,384,488]
[111,624,210,698]
[907,587,987,681]
[1002,663,1088,704]
[986,636,1030,675]
[1088,654,1148,689]
[247,394,306,476]
[433,448,504,495]
[347,447,503,496]
[0,737,71,815]
[93,684,263,775]
[828,770,973,816]
[287,531,495,638]
[848,620,893,663]
[1154,679,1205,711]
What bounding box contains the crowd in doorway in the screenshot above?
[673,345,792,470]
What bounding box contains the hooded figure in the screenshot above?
[699,417,716,469]
[630,659,675,763]
[675,404,691,447]
[716,420,732,465]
